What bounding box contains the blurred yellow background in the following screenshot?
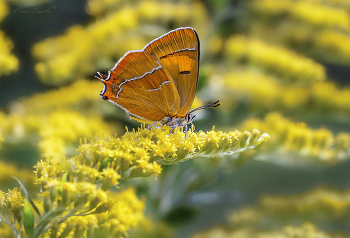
[1,0,350,237]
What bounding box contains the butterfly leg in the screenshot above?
[184,123,195,139]
[190,122,195,132]
[168,125,178,136]
[147,121,158,130]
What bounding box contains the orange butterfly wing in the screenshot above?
[100,51,180,123]
[143,27,200,118]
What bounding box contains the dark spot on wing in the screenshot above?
[180,71,190,75]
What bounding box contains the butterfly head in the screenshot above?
[185,113,196,124]
[96,72,110,101]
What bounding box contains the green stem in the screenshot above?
[33,207,65,238]
[0,216,19,238]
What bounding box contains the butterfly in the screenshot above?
[97,27,220,136]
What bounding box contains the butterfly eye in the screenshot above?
[186,114,195,123]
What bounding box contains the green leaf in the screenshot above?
[12,176,41,217]
[24,199,34,238]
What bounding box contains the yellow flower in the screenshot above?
[86,0,125,16]
[100,168,121,190]
[250,0,293,15]
[206,35,223,56]
[192,222,333,238]
[49,188,145,237]
[0,31,19,77]
[241,112,350,163]
[97,188,145,233]
[219,70,309,111]
[78,127,269,179]
[250,0,350,29]
[218,70,350,115]
[0,0,7,23]
[0,190,5,212]
[248,0,350,64]
[310,81,350,112]
[6,188,23,222]
[335,133,350,159]
[255,187,350,220]
[226,36,325,85]
[33,1,205,85]
[292,1,349,29]
[18,79,101,114]
[316,30,350,62]
[0,130,3,148]
[36,110,111,159]
[316,0,350,12]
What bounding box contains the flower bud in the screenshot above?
[248,129,260,146]
[255,133,270,149]
[58,222,74,238]
[240,131,251,148]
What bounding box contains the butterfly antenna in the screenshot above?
[189,100,221,114]
[96,72,107,81]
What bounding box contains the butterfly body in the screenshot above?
[98,27,220,133]
[159,114,192,127]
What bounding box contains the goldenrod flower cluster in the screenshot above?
[316,0,350,11]
[0,126,265,237]
[247,0,350,64]
[129,219,174,238]
[251,0,350,30]
[76,127,269,179]
[316,30,350,63]
[86,0,199,22]
[20,79,102,114]
[0,109,111,159]
[0,31,19,77]
[225,36,325,85]
[220,71,308,110]
[259,187,350,218]
[0,188,25,237]
[0,0,19,77]
[0,80,115,160]
[249,22,350,64]
[0,111,40,139]
[86,0,128,16]
[37,184,144,238]
[0,0,7,23]
[228,187,350,230]
[0,130,3,148]
[192,223,339,238]
[0,166,145,237]
[38,110,111,159]
[32,0,207,85]
[192,186,350,238]
[241,112,350,163]
[310,81,350,113]
[0,77,269,238]
[20,154,145,237]
[217,70,350,117]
